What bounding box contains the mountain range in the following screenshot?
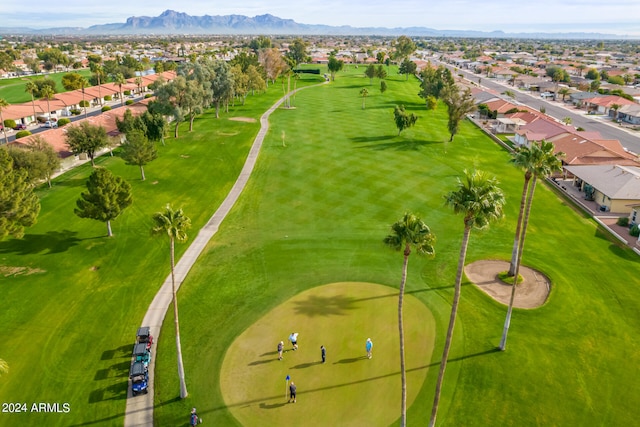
[0,10,624,39]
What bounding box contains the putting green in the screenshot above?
[220,282,435,426]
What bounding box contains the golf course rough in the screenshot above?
[220,282,435,426]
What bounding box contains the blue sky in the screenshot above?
[2,0,640,36]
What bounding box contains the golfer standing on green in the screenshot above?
[366,338,373,359]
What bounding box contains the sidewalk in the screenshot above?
[123,81,326,427]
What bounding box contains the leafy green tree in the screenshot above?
[26,135,60,187]
[430,170,505,427]
[500,141,563,350]
[398,59,417,80]
[75,167,132,237]
[365,64,376,85]
[327,54,344,81]
[246,64,266,96]
[380,80,387,94]
[286,38,309,67]
[558,87,571,101]
[116,108,144,135]
[0,148,41,239]
[607,75,625,86]
[375,65,387,80]
[151,75,189,138]
[441,86,476,142]
[61,72,87,91]
[426,95,438,111]
[33,78,56,98]
[152,204,191,399]
[231,64,249,105]
[384,213,435,427]
[393,105,418,135]
[392,35,416,62]
[359,88,369,109]
[140,111,168,145]
[376,51,385,64]
[121,129,157,181]
[65,121,109,167]
[0,98,8,144]
[206,59,234,118]
[5,146,50,186]
[418,64,454,102]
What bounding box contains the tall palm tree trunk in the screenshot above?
[170,238,189,399]
[398,246,410,427]
[31,95,37,125]
[500,176,537,350]
[429,225,471,427]
[508,173,531,276]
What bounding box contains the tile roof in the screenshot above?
[564,165,640,199]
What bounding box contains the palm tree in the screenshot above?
[562,116,572,126]
[135,76,143,95]
[429,170,505,427]
[0,98,8,144]
[384,213,435,427]
[24,80,39,125]
[611,104,621,121]
[40,86,55,121]
[80,77,89,119]
[558,87,571,102]
[151,204,192,399]
[500,141,563,350]
[360,88,369,109]
[94,65,104,106]
[114,73,126,106]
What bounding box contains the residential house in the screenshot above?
[564,165,640,213]
[549,133,639,168]
[582,95,636,115]
[617,104,640,125]
[514,117,573,146]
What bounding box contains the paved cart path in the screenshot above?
[123,82,326,426]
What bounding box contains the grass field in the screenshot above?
[0,75,323,425]
[153,67,640,426]
[0,69,93,104]
[2,64,640,426]
[220,282,434,426]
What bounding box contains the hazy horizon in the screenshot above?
[2,1,640,36]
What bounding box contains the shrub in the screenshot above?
[15,130,32,139]
[630,225,640,237]
[124,90,131,95]
[101,105,112,112]
[104,95,112,101]
[58,118,71,127]
[70,109,81,115]
[125,99,134,105]
[36,116,47,123]
[79,100,90,107]
[617,217,629,227]
[144,94,152,99]
[4,119,17,129]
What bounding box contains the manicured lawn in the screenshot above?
[152,67,640,426]
[0,69,93,104]
[2,64,639,427]
[0,75,322,426]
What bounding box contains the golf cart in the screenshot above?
[130,361,148,396]
[136,326,153,350]
[133,343,151,367]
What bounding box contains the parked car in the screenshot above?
[43,121,58,128]
[130,362,148,396]
[13,123,27,130]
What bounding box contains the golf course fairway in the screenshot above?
[220,282,435,426]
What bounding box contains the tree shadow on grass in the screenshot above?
[292,294,358,317]
[0,230,81,255]
[607,243,640,262]
[53,178,87,188]
[350,135,396,144]
[355,138,443,151]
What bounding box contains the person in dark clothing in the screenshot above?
[288,381,297,403]
[277,341,284,360]
[321,345,326,363]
